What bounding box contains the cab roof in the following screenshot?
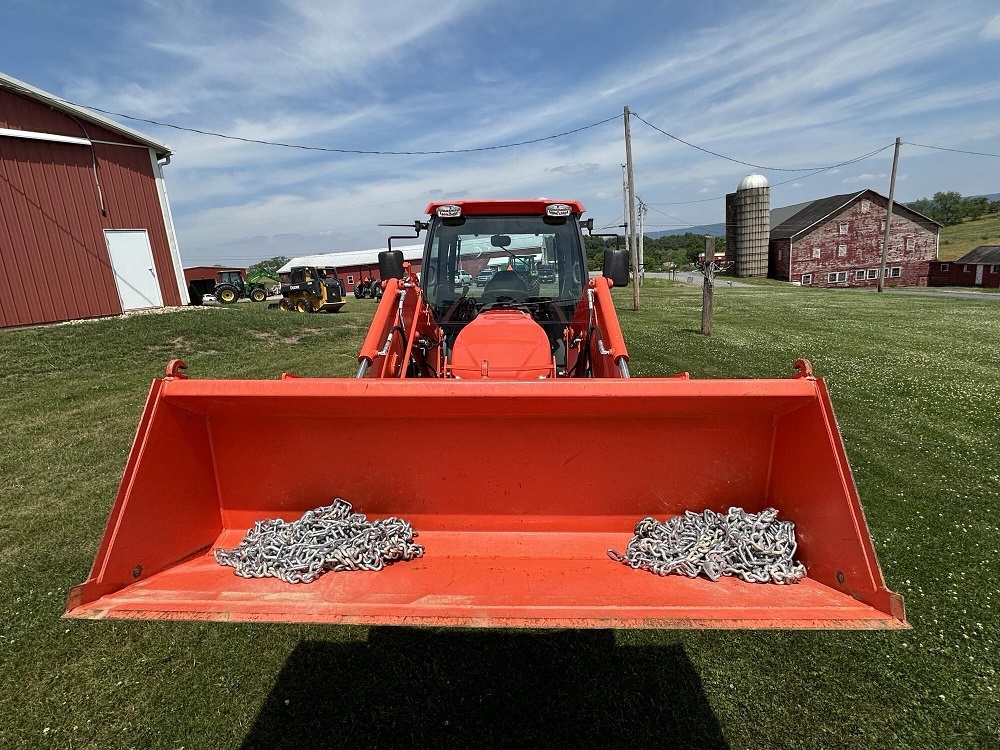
[423,199,585,216]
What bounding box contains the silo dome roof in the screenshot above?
[737,173,769,190]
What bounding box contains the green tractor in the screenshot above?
[214,270,274,304]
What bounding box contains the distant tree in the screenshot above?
[247,255,290,280]
[905,191,999,226]
[932,191,964,225]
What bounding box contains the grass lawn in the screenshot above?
[938,211,1000,260]
[1,285,997,749]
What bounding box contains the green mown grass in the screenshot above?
[1,286,997,749]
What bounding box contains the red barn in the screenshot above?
[928,246,1000,288]
[0,72,186,328]
[768,189,940,288]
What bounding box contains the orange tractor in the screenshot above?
[66,199,905,629]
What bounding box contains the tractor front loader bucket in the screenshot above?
[66,363,906,629]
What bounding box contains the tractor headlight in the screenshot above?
[436,205,462,218]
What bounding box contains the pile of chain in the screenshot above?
[214,498,424,583]
[607,507,806,584]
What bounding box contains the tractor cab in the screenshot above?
[419,201,589,371]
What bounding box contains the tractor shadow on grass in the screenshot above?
[240,629,730,750]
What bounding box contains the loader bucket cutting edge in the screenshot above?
[66,375,906,629]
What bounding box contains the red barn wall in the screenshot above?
[928,260,1000,288]
[769,238,791,280]
[338,260,423,291]
[787,197,936,288]
[0,87,180,328]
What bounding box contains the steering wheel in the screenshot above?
[441,294,477,323]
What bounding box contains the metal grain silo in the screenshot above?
[733,174,770,277]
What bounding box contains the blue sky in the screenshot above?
[3,0,1000,266]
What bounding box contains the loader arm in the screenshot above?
[566,277,630,378]
[357,274,441,378]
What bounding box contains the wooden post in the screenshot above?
[701,235,715,336]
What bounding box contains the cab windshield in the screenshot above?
[422,214,585,324]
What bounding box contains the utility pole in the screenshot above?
[878,137,901,293]
[637,199,646,286]
[624,106,639,310]
[621,164,629,254]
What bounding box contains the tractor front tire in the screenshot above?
[296,298,313,313]
[250,288,267,302]
[278,298,293,311]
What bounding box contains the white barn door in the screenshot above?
[104,230,163,310]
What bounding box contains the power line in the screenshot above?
[902,141,1000,159]
[58,98,622,155]
[631,112,896,173]
[645,143,894,206]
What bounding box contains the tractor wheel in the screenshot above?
[296,298,313,313]
[278,298,292,311]
[354,287,364,299]
[528,279,541,298]
[250,288,267,302]
[217,285,239,304]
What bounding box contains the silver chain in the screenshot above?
[214,498,424,583]
[607,507,806,584]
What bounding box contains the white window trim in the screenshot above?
[801,274,812,285]
[867,269,879,279]
[940,263,949,271]
[827,271,847,283]
[839,222,849,235]
[0,126,91,146]
[347,275,355,285]
[890,267,901,278]
[812,247,821,259]
[855,269,866,280]
[861,200,870,213]
[838,244,847,257]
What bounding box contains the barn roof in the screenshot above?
[955,246,1000,264]
[278,244,424,274]
[0,71,172,157]
[770,189,941,240]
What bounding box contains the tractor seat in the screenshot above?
[481,270,528,302]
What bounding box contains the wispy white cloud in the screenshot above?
[842,173,889,184]
[983,13,1000,39]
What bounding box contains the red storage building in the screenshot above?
[0,72,187,328]
[928,247,1000,288]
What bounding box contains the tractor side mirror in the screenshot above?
[603,249,629,287]
[379,250,405,280]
